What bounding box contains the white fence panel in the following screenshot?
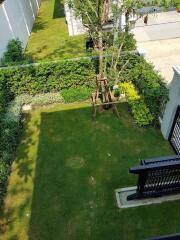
[0,0,41,59]
[0,5,14,57]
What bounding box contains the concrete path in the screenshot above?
[134,11,180,85]
[134,11,180,42]
[137,39,180,85]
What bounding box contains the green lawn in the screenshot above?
[26,0,88,61]
[1,102,179,240]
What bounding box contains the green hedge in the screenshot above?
[0,55,168,122]
[0,58,96,96]
[0,79,17,204]
[119,55,169,121]
[0,39,32,67]
[120,82,153,126]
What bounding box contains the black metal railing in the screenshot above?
[169,106,180,155]
[127,155,180,200]
[146,233,180,240]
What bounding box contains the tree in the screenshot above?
[68,0,174,105]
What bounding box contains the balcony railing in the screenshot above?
[146,233,180,240]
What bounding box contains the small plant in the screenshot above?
[120,82,154,126]
[174,0,180,11]
[0,39,32,66]
[118,55,169,120]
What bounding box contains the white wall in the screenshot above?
[161,66,180,139]
[0,0,41,58]
[64,2,86,36]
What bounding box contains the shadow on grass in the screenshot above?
[27,103,174,240]
[32,17,47,33]
[0,114,40,239]
[53,0,65,19]
[43,37,86,60]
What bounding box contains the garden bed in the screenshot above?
[0,102,177,240]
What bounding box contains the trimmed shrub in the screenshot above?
[120,82,154,126]
[118,55,169,121]
[0,161,9,202]
[61,87,91,103]
[0,58,96,95]
[0,75,13,112]
[122,33,137,51]
[0,39,32,66]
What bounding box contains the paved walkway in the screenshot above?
[133,11,180,85]
[134,11,180,42]
[137,38,180,85]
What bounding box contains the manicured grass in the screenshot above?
[0,102,178,240]
[26,0,88,61]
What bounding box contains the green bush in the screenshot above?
[0,58,96,95]
[0,79,19,203]
[119,55,169,121]
[0,161,9,203]
[122,33,137,51]
[61,87,91,103]
[174,0,180,9]
[0,39,32,66]
[105,32,136,51]
[120,82,154,126]
[0,121,21,162]
[0,75,13,112]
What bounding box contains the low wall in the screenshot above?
[0,0,41,58]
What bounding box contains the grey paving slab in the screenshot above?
[134,11,180,42]
[115,186,180,208]
[136,38,180,85]
[136,10,180,27]
[134,21,180,42]
[133,11,180,85]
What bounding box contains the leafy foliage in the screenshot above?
[174,0,180,8]
[0,59,96,95]
[118,54,169,121]
[120,82,153,126]
[0,39,32,66]
[122,33,137,51]
[0,54,168,122]
[0,85,17,204]
[0,161,9,201]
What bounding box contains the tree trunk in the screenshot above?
[98,28,104,76]
[125,11,130,33]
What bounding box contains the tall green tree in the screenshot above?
[68,0,174,89]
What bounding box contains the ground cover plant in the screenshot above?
[0,102,177,240]
[26,0,87,61]
[119,82,153,126]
